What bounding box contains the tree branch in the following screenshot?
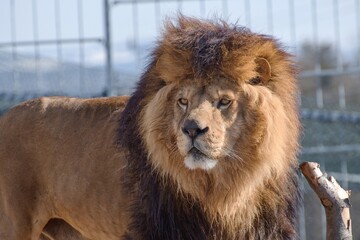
[300,162,352,240]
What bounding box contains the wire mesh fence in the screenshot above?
[0,0,360,239]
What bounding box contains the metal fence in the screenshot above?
[0,0,360,239]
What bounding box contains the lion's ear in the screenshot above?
[250,57,271,85]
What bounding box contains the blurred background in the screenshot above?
[0,0,359,239]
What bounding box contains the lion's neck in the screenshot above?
[147,151,269,230]
[124,150,298,239]
[178,170,261,224]
[119,111,298,239]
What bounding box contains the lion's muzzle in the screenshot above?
[182,119,209,142]
[181,120,218,170]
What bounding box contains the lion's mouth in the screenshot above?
[188,147,207,160]
[188,147,208,161]
[184,147,218,170]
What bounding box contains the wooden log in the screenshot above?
[300,162,352,240]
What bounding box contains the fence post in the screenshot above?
[104,0,113,96]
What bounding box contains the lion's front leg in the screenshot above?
[0,205,49,240]
[0,160,52,240]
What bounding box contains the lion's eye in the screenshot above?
[218,98,232,109]
[249,76,262,85]
[178,98,188,110]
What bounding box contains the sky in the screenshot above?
[0,0,359,74]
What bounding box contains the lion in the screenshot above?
[0,16,301,239]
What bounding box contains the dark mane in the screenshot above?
[174,22,254,78]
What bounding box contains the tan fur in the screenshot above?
[0,96,130,239]
[0,17,300,240]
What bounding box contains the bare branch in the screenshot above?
[300,162,352,240]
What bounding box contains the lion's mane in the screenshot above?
[119,16,301,240]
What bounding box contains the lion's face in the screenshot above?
[173,80,242,170]
[139,18,300,204]
[142,57,294,177]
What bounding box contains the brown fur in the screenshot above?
[0,16,301,239]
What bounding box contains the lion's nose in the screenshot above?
[182,120,209,140]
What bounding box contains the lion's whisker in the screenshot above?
[223,147,244,162]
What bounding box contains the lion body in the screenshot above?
[0,17,301,240]
[0,97,131,239]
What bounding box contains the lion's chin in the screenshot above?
[184,148,218,170]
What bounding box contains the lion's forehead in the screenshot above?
[176,80,240,99]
